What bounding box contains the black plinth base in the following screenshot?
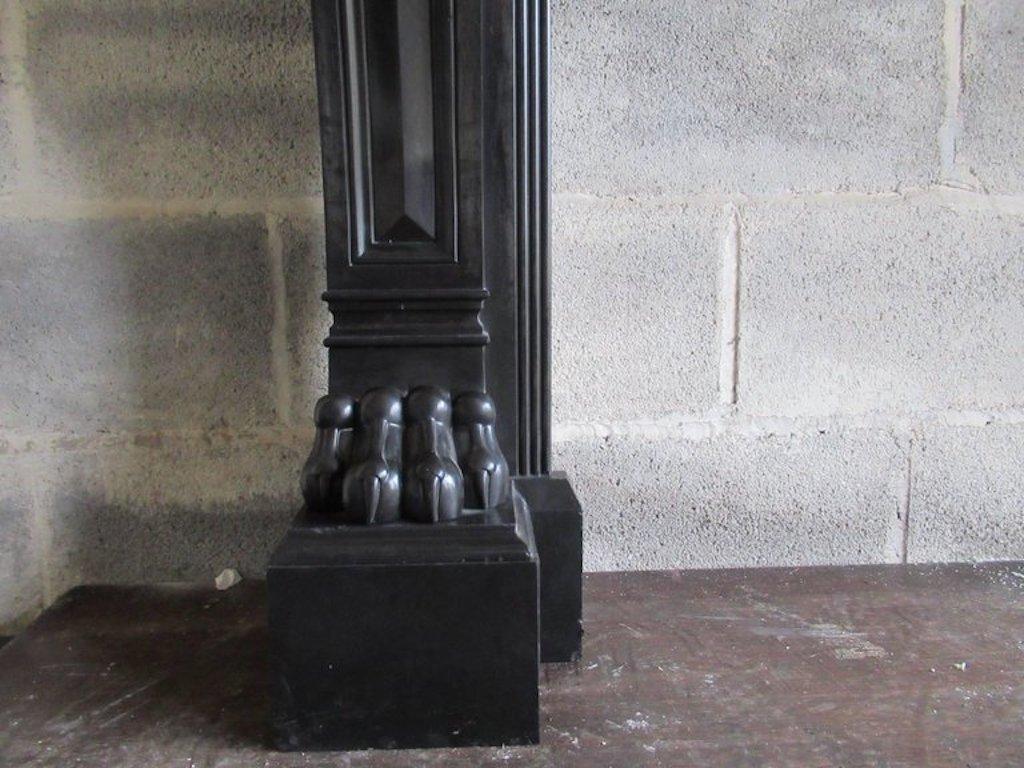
[267,495,539,751]
[515,473,584,662]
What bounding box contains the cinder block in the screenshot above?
[40,431,306,596]
[551,0,942,195]
[961,1,1024,193]
[552,195,721,423]
[0,65,16,195]
[0,216,278,433]
[22,0,320,198]
[908,425,1024,563]
[0,456,43,633]
[554,429,905,571]
[280,215,329,426]
[741,201,1024,417]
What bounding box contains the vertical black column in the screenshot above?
[311,0,552,478]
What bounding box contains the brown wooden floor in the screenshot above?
[1,563,1022,767]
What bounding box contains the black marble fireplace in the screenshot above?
[266,0,582,752]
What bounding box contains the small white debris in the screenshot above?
[215,568,242,590]
[953,661,967,671]
[625,712,652,731]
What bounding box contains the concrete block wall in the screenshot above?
[0,0,1021,630]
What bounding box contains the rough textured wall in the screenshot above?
[0,0,1022,631]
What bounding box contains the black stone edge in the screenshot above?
[268,490,537,569]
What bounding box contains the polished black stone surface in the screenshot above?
[267,494,539,751]
[515,474,583,662]
[273,0,576,751]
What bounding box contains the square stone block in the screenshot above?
[515,474,583,662]
[268,498,539,750]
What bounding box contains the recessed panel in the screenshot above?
[365,0,436,243]
[349,0,456,263]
